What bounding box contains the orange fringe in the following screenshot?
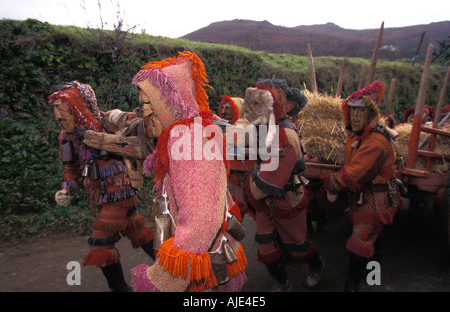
[227,243,247,277]
[83,248,119,268]
[141,51,212,115]
[157,237,214,282]
[156,238,247,292]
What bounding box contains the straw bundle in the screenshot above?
[296,90,346,165]
[394,123,449,174]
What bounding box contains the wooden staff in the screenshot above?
[365,21,384,85]
[406,43,433,169]
[336,58,347,97]
[432,65,450,126]
[308,44,317,93]
[358,67,366,90]
[385,78,396,116]
[418,65,450,151]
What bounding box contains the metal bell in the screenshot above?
[222,241,238,264]
[89,161,100,180]
[81,164,89,177]
[209,251,230,285]
[153,214,173,250]
[226,215,246,241]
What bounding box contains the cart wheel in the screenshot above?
[439,177,450,265]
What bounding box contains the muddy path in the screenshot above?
[1,201,449,293]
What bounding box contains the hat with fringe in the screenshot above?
[254,78,307,122]
[132,51,213,129]
[48,80,103,132]
[219,95,243,124]
[341,81,385,130]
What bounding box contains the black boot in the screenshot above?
[141,240,156,261]
[266,258,291,292]
[343,252,367,292]
[100,261,133,292]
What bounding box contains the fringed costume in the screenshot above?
[49,81,154,291]
[131,51,247,292]
[321,81,403,291]
[241,79,325,291]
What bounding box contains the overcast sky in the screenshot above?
[1,0,449,38]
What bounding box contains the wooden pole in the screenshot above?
[405,43,433,169]
[358,67,366,90]
[336,58,347,97]
[432,65,450,126]
[365,21,384,85]
[385,78,396,116]
[307,44,317,93]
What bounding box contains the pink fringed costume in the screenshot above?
[131,51,247,292]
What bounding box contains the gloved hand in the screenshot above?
[55,189,71,207]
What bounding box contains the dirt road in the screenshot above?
[1,201,449,292]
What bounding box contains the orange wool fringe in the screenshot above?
[227,243,247,277]
[83,247,119,267]
[156,237,247,292]
[141,51,213,115]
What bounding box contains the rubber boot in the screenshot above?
[141,240,156,261]
[266,258,291,292]
[100,261,132,292]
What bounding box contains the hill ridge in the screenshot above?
[181,20,450,60]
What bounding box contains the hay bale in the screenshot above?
[296,90,346,165]
[394,123,449,174]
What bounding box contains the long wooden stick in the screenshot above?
[365,21,384,85]
[307,44,317,93]
[406,43,433,169]
[385,78,396,116]
[336,58,347,97]
[358,67,366,90]
[433,65,450,126]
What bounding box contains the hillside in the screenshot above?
[182,19,450,61]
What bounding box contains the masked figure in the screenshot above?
[49,81,154,292]
[242,78,326,291]
[130,51,247,292]
[219,95,243,124]
[322,81,403,292]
